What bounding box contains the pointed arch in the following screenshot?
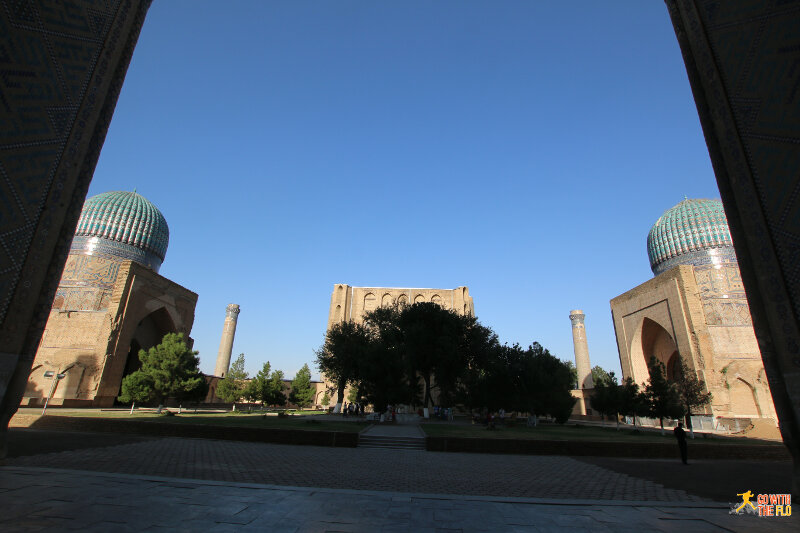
[381,293,394,307]
[629,317,679,385]
[363,292,377,312]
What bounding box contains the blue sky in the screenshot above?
[90,1,720,380]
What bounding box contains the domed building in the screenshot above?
[610,198,777,429]
[23,191,197,407]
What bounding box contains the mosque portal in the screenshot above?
[22,191,197,408]
[611,199,777,428]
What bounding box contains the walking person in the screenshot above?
[674,422,688,464]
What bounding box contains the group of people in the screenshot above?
[341,401,364,417]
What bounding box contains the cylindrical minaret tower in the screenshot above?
[215,304,240,377]
[569,309,593,389]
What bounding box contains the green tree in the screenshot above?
[266,369,286,406]
[118,332,206,409]
[618,376,648,426]
[565,361,578,389]
[347,385,360,403]
[397,302,465,408]
[458,318,501,412]
[118,371,155,414]
[320,391,330,408]
[216,353,248,409]
[591,365,613,387]
[590,371,621,428]
[645,356,683,434]
[289,363,314,408]
[514,343,576,424]
[674,356,713,437]
[246,361,272,410]
[315,320,372,409]
[356,305,414,411]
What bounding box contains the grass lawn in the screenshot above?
[41,410,368,433]
[420,421,780,446]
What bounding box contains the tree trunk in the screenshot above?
[660,417,665,435]
[130,402,135,415]
[424,375,432,408]
[616,413,620,431]
[335,382,346,413]
[687,406,695,438]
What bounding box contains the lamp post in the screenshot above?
[42,371,66,416]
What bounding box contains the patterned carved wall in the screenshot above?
[0,0,153,430]
[666,0,800,459]
[694,264,751,326]
[0,0,124,323]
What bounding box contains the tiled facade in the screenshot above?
[611,199,777,424]
[23,190,196,407]
[24,257,197,407]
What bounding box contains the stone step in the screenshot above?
[359,435,426,450]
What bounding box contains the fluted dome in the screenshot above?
[647,198,736,276]
[70,191,169,271]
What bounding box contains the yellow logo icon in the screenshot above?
[735,490,757,514]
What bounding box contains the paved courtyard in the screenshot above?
[1,428,796,532]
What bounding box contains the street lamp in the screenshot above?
[42,370,67,415]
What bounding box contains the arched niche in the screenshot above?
[431,294,442,306]
[629,317,679,384]
[414,294,425,304]
[730,377,762,417]
[119,307,176,398]
[363,292,377,312]
[381,293,393,307]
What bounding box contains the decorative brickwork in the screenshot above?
[327,285,474,329]
[0,0,153,451]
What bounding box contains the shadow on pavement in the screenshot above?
[6,428,157,458]
[576,456,792,503]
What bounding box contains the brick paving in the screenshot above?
[1,467,795,532]
[2,429,797,531]
[8,433,700,501]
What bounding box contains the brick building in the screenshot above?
[22,191,197,408]
[611,199,777,427]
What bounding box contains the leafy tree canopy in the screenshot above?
[674,356,712,429]
[118,332,206,406]
[289,363,314,408]
[216,353,248,404]
[316,320,372,405]
[591,365,613,386]
[267,369,286,407]
[645,356,683,430]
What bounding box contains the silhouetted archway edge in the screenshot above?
[666,0,800,495]
[0,1,155,459]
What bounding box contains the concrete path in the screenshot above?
[1,429,796,531]
[1,467,794,532]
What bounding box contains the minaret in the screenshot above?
[569,309,593,389]
[214,304,240,377]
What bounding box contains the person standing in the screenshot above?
[674,422,688,464]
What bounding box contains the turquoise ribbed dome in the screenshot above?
[647,198,734,275]
[72,191,169,270]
